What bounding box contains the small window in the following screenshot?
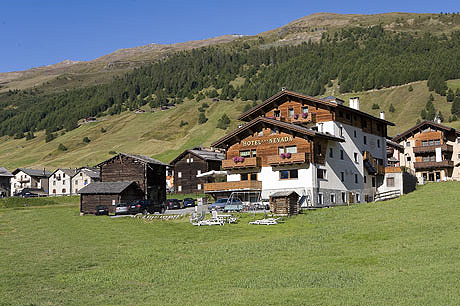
[330,193,336,204]
[318,193,324,205]
[178,172,182,178]
[250,173,258,181]
[53,181,56,186]
[372,177,376,187]
[346,113,351,120]
[285,146,297,154]
[278,147,285,155]
[329,148,333,158]
[63,173,66,178]
[63,180,66,185]
[190,158,193,163]
[457,153,460,160]
[274,110,280,118]
[53,189,56,194]
[339,126,343,137]
[377,139,380,148]
[288,108,294,117]
[354,152,359,163]
[84,180,88,185]
[406,156,411,162]
[302,106,309,114]
[364,176,367,184]
[341,172,345,182]
[317,168,326,180]
[62,188,66,193]
[362,118,367,128]
[354,130,357,138]
[197,170,201,175]
[241,173,249,181]
[280,169,298,180]
[186,158,190,163]
[341,192,347,203]
[251,149,257,157]
[363,136,367,145]
[354,174,358,184]
[80,173,83,176]
[178,186,182,192]
[387,177,395,187]
[356,193,360,202]
[75,181,78,185]
[240,150,251,157]
[340,150,344,160]
[197,184,202,190]
[457,138,460,144]
[339,111,344,118]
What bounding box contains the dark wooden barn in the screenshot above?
[96,153,168,205]
[269,191,300,216]
[170,148,224,194]
[79,181,144,214]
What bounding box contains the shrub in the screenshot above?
[58,143,68,151]
[83,137,91,143]
[198,112,208,124]
[217,114,231,130]
[45,133,56,143]
[179,120,188,127]
[14,132,24,139]
[109,150,117,155]
[372,103,380,109]
[389,104,396,113]
[25,131,35,140]
[408,85,413,92]
[100,127,107,133]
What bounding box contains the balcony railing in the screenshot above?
[414,160,454,170]
[204,180,262,192]
[267,152,309,166]
[222,157,261,170]
[413,144,453,154]
[269,112,317,124]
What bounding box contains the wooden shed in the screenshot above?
[78,181,144,214]
[269,191,300,216]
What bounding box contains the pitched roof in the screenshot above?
[386,139,404,151]
[12,168,51,178]
[211,116,344,148]
[392,120,460,143]
[77,167,100,179]
[170,148,225,165]
[238,89,394,126]
[49,168,78,178]
[78,181,136,194]
[0,167,13,177]
[270,190,299,197]
[96,153,168,167]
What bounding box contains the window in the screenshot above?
[62,188,66,193]
[329,148,333,158]
[178,172,182,178]
[190,158,193,163]
[250,173,258,181]
[274,110,280,118]
[197,184,202,190]
[241,173,249,181]
[339,111,344,118]
[75,180,78,185]
[377,139,381,148]
[339,126,343,137]
[197,170,201,175]
[53,189,56,194]
[63,180,66,185]
[178,186,182,192]
[457,153,460,160]
[341,172,345,182]
[80,173,83,176]
[354,174,358,184]
[387,177,395,187]
[186,158,190,163]
[457,138,460,144]
[318,193,324,205]
[341,192,347,203]
[240,150,251,158]
[406,156,411,162]
[288,108,294,117]
[330,193,336,204]
[346,113,351,120]
[271,128,277,134]
[258,130,263,136]
[364,176,367,184]
[280,169,298,180]
[372,177,376,187]
[340,150,344,160]
[362,118,367,128]
[363,136,367,145]
[84,180,88,185]
[354,152,359,163]
[63,173,66,178]
[251,149,257,157]
[53,181,56,186]
[406,141,410,147]
[302,106,309,114]
[317,168,326,179]
[285,146,297,154]
[354,130,357,138]
[356,193,361,202]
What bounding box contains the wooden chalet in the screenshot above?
[79,181,144,214]
[170,148,225,194]
[0,167,13,197]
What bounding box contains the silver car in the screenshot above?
[115,203,129,215]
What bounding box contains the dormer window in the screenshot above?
[288,108,294,117]
[302,106,309,114]
[274,110,280,118]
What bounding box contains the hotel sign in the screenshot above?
[242,136,293,147]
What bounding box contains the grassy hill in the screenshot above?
[1,182,460,305]
[0,79,459,170]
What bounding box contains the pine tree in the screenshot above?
[198,112,208,124]
[217,114,231,130]
[58,143,68,151]
[389,104,396,113]
[447,88,454,102]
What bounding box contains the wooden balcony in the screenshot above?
[286,112,317,124]
[414,160,454,170]
[267,152,309,166]
[222,157,261,170]
[204,180,262,192]
[413,144,453,154]
[363,151,385,175]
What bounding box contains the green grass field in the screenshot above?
[1,182,460,305]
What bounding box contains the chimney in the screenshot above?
[435,116,441,124]
[380,111,385,120]
[43,168,46,176]
[281,87,286,91]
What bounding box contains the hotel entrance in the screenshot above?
[422,171,441,182]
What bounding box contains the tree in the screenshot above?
[25,131,35,140]
[58,143,68,151]
[408,85,413,92]
[451,96,460,116]
[179,120,188,127]
[206,89,218,98]
[447,88,454,102]
[14,131,24,139]
[389,104,396,113]
[420,109,427,120]
[372,103,380,109]
[100,127,107,133]
[198,112,208,124]
[83,137,91,143]
[243,103,252,112]
[217,114,231,130]
[45,132,56,143]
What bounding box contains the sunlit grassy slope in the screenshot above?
[1,182,460,305]
[1,80,459,170]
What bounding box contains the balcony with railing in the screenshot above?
[414,160,454,170]
[267,152,309,166]
[204,180,262,192]
[413,144,453,154]
[268,112,317,124]
[222,157,261,170]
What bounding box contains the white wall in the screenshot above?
[71,171,93,194]
[49,170,73,196]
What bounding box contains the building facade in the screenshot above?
[10,168,51,196]
[71,167,100,194]
[48,169,78,196]
[205,89,397,207]
[392,120,460,182]
[0,167,13,197]
[170,148,224,194]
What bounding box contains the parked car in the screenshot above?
[223,198,244,212]
[208,198,229,211]
[167,199,181,210]
[94,205,109,216]
[182,198,196,208]
[115,203,129,215]
[128,199,167,214]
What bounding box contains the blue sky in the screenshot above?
[0,0,458,72]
